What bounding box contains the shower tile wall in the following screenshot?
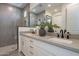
[0,4,23,47]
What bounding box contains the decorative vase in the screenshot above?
[39,28,46,36]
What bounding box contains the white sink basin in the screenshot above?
[49,38,72,44]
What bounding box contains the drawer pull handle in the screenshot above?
[29,46,34,48]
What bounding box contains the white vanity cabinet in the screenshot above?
[19,34,79,56]
[32,39,79,56]
[20,35,53,56]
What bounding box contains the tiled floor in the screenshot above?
[0,44,23,56]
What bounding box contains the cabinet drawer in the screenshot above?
[28,44,53,56]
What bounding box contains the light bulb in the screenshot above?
[8,7,13,11]
[48,4,51,7]
[54,9,57,12]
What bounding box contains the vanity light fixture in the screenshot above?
[8,7,13,11]
[47,19,51,23]
[48,4,52,7]
[54,9,58,12]
[24,11,27,17]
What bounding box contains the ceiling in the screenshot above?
[46,3,67,14]
[9,3,69,14]
[9,3,27,8]
[31,3,68,14]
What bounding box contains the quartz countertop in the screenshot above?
[20,32,79,53]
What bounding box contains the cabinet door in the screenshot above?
[27,39,54,56]
[29,44,54,56]
[18,35,23,52]
[32,39,79,56]
[20,36,79,56]
[27,44,41,56]
[21,36,29,55]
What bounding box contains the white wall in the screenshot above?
[52,12,63,28]
[61,6,67,29]
[67,4,79,34]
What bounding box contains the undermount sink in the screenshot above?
[49,38,73,44]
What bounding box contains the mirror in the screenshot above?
[46,15,52,23]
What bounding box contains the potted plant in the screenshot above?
[39,22,46,36]
[53,24,60,29]
[46,22,54,32]
[53,24,60,32]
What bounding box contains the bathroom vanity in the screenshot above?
[18,28,79,56]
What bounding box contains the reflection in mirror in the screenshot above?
[46,15,52,23]
[29,3,79,39]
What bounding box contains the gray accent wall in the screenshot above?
[0,4,23,47]
[23,4,30,27]
[30,13,37,27]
